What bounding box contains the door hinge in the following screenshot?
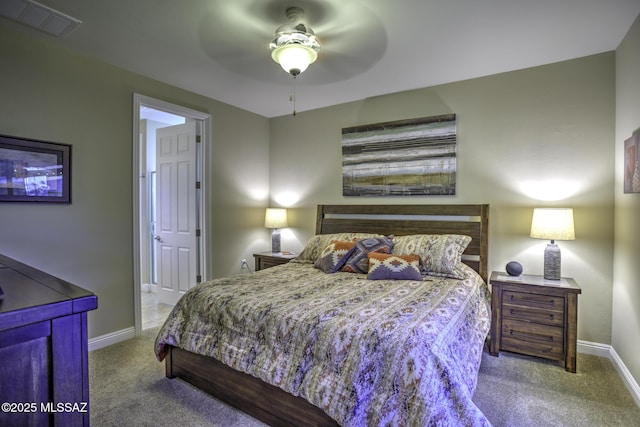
[195,229,201,237]
[195,181,201,189]
[196,275,202,283]
[196,135,201,143]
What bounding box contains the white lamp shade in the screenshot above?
[530,208,575,241]
[264,208,288,229]
[271,44,317,75]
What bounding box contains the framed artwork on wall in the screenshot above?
[624,131,640,194]
[0,134,71,203]
[342,114,457,197]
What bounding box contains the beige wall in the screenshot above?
[270,53,616,346]
[0,24,270,339]
[614,14,640,388]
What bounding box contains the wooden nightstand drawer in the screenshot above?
[503,290,564,311]
[501,319,564,360]
[502,305,564,326]
[258,258,286,270]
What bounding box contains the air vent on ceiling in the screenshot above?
[0,0,81,37]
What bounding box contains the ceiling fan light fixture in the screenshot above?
[269,7,320,77]
[271,44,317,76]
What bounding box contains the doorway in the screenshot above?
[132,94,211,335]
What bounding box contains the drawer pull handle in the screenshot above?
[509,294,555,306]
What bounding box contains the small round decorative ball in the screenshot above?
[506,261,523,276]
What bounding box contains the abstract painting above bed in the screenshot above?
[155,257,491,426]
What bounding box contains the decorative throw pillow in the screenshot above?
[314,240,357,273]
[341,236,394,274]
[392,234,472,279]
[367,253,423,281]
[296,233,386,262]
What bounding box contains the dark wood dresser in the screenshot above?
[0,254,98,426]
[489,271,581,372]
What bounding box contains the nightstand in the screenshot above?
[489,271,581,372]
[253,251,297,271]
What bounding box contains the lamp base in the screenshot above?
[271,229,281,253]
[543,242,561,280]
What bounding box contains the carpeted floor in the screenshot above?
[474,349,640,426]
[89,328,640,426]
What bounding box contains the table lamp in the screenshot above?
[530,208,575,280]
[264,208,288,253]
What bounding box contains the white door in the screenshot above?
[155,121,199,305]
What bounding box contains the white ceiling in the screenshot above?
[2,0,639,118]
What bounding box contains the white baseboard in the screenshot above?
[141,283,157,293]
[88,327,135,351]
[578,340,640,408]
[610,346,640,408]
[577,339,611,358]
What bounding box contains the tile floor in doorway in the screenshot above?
[141,291,173,330]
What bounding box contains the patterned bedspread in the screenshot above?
[155,260,491,426]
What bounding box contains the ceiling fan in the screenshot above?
[198,0,387,86]
[269,6,320,77]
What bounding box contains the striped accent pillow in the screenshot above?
[367,253,423,281]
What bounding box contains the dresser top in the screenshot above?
[0,254,97,331]
[490,271,581,292]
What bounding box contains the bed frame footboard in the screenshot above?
[165,346,340,427]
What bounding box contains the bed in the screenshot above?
[155,204,491,426]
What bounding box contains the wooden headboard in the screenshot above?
[316,204,489,282]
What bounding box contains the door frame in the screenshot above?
[132,93,212,336]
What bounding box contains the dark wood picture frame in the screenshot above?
[0,134,71,203]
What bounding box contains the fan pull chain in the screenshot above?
[289,76,297,116]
